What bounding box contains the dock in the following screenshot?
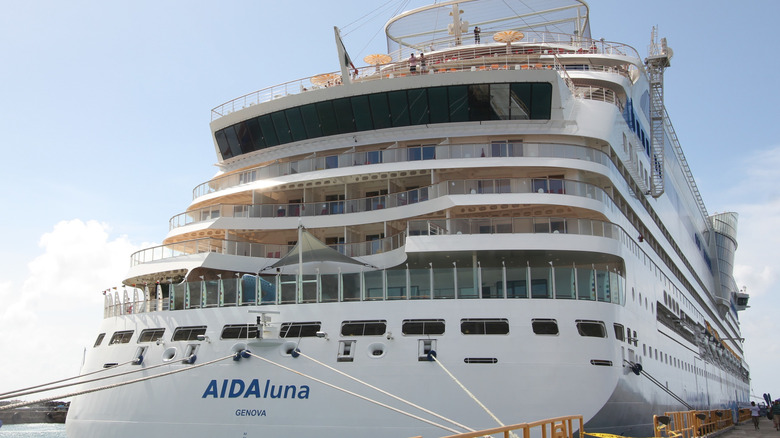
[719,416,777,438]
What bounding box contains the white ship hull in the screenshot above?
[65,1,750,436]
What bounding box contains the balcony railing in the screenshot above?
[173,177,613,231]
[192,142,612,200]
[211,32,638,120]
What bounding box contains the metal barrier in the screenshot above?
[653,409,742,438]
[412,415,583,438]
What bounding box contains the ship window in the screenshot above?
[460,318,509,335]
[576,320,606,338]
[532,319,559,335]
[341,320,387,336]
[464,358,498,364]
[613,323,625,341]
[369,93,391,129]
[247,117,265,149]
[351,95,373,131]
[402,319,445,335]
[258,115,279,147]
[299,104,322,137]
[93,333,106,347]
[388,90,410,127]
[428,86,449,123]
[285,107,307,142]
[448,85,469,122]
[138,328,165,343]
[332,97,355,133]
[223,125,241,158]
[280,322,322,338]
[315,101,339,136]
[468,84,493,121]
[236,121,254,154]
[172,326,207,342]
[109,330,134,345]
[408,88,429,125]
[221,324,259,339]
[215,129,231,159]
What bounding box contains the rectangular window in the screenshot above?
[351,95,373,131]
[215,129,231,159]
[93,333,106,347]
[468,84,493,121]
[285,107,308,142]
[316,101,339,136]
[369,93,391,129]
[448,86,469,122]
[172,326,207,342]
[258,115,279,147]
[489,83,511,120]
[138,328,165,343]
[280,322,322,338]
[236,121,255,154]
[109,330,133,345]
[332,97,355,134]
[402,319,445,335]
[576,320,606,338]
[613,323,625,341]
[299,104,322,138]
[388,90,410,127]
[408,88,429,125]
[223,125,242,157]
[428,87,449,123]
[530,83,553,119]
[246,117,265,149]
[532,319,559,335]
[460,318,509,335]
[341,320,387,336]
[221,324,260,339]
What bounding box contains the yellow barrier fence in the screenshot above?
[416,415,584,438]
[653,409,747,438]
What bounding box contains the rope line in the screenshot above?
[429,354,520,438]
[0,354,234,411]
[1,356,184,401]
[296,350,474,433]
[0,359,136,400]
[247,351,462,434]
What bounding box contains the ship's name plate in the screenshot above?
[202,379,310,399]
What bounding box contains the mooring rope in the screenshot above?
[429,353,519,438]
[247,351,463,434]
[0,354,235,411]
[0,358,137,400]
[296,350,475,433]
[0,357,183,401]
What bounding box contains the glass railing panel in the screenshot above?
[386,269,406,300]
[259,275,276,304]
[480,267,503,298]
[577,267,595,300]
[364,271,384,300]
[223,278,238,306]
[301,275,317,303]
[320,274,339,302]
[409,269,431,299]
[530,267,552,298]
[595,269,611,302]
[433,267,455,299]
[555,266,576,299]
[342,273,361,301]
[205,280,220,307]
[279,275,297,304]
[457,265,478,299]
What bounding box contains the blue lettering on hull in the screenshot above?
[202,379,310,399]
[236,409,267,417]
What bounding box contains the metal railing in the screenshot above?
[130,232,405,267]
[192,142,612,200]
[211,33,639,121]
[653,409,739,438]
[434,414,584,438]
[173,177,613,231]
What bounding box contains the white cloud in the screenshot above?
[0,219,146,397]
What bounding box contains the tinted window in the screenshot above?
[109,330,133,345]
[300,104,322,137]
[402,319,445,335]
[613,323,625,341]
[271,111,292,144]
[369,93,391,129]
[285,107,307,142]
[258,115,279,146]
[280,322,322,338]
[351,95,373,131]
[388,90,410,127]
[341,320,387,336]
[93,333,106,347]
[408,88,429,125]
[138,328,165,343]
[172,326,207,342]
[316,101,339,136]
[460,318,509,335]
[428,87,449,123]
[532,319,559,335]
[576,320,606,338]
[332,98,355,134]
[448,86,469,122]
[221,324,260,339]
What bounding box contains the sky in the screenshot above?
[1,0,778,407]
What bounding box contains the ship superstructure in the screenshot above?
[67,1,749,437]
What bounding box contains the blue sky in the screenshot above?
[1,0,778,406]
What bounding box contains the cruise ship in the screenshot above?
[66,0,751,437]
